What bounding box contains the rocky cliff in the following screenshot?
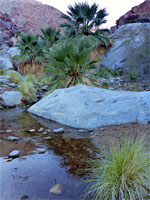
[0,0,65,33]
[111,0,150,32]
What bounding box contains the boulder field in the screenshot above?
[28,84,150,129]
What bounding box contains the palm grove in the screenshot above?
[11,2,112,101]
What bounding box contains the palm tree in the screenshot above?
[46,36,98,89]
[14,33,47,76]
[61,2,110,46]
[40,27,61,48]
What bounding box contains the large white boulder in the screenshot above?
[28,84,150,129]
[100,23,150,69]
[0,91,22,107]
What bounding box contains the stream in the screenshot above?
[1,107,150,200]
[0,108,98,200]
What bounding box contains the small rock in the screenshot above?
[78,129,86,133]
[90,132,95,135]
[46,129,52,133]
[21,194,29,200]
[42,131,47,135]
[7,158,13,162]
[53,128,64,134]
[37,148,47,154]
[28,129,36,133]
[42,85,49,91]
[49,184,62,194]
[6,130,13,133]
[9,150,21,158]
[6,136,21,141]
[8,83,17,88]
[38,127,44,132]
[44,136,51,140]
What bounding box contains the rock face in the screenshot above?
[0,43,20,70]
[0,0,65,34]
[28,84,150,129]
[0,12,21,46]
[111,0,150,32]
[100,23,150,70]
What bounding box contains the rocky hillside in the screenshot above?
[111,0,150,32]
[0,0,65,33]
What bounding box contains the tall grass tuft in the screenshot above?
[19,81,37,103]
[86,137,150,200]
[9,72,23,84]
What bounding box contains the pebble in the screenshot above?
[49,184,62,194]
[7,158,13,162]
[37,148,47,154]
[9,150,21,158]
[28,129,36,133]
[53,128,64,134]
[42,131,47,135]
[46,129,52,133]
[42,85,49,91]
[78,129,86,133]
[44,136,51,140]
[8,83,17,88]
[6,136,21,141]
[38,127,44,132]
[6,130,13,133]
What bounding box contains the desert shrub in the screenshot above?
[9,72,23,84]
[124,33,150,82]
[90,67,119,81]
[86,137,150,200]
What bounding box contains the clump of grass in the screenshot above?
[86,137,150,200]
[0,66,6,75]
[37,75,51,86]
[25,74,36,83]
[19,80,37,103]
[9,72,23,84]
[90,67,119,81]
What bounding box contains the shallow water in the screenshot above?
[0,108,98,200]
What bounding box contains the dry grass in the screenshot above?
[18,63,45,77]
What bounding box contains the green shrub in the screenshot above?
[90,67,119,81]
[9,72,23,84]
[86,137,150,200]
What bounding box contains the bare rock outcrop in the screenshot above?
[111,0,150,32]
[0,0,65,34]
